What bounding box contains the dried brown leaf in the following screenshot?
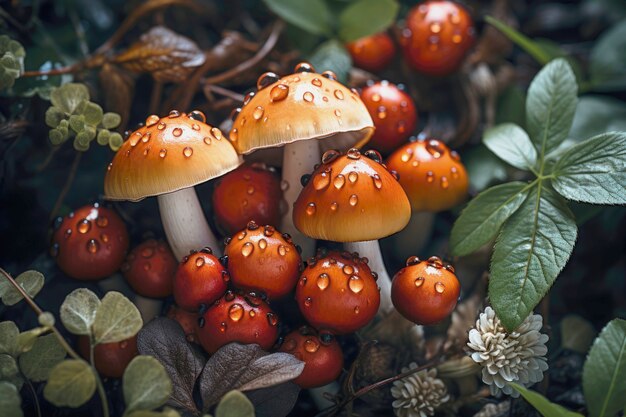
[99,63,134,127]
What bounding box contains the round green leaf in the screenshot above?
[338,0,399,42]
[73,137,90,152]
[263,0,333,36]
[308,40,352,84]
[60,288,101,336]
[102,112,121,129]
[44,359,96,408]
[50,83,90,114]
[0,321,19,357]
[93,291,142,344]
[0,381,23,417]
[0,270,44,306]
[123,356,173,413]
[215,391,255,417]
[45,107,66,128]
[19,333,67,382]
[97,129,111,146]
[0,354,19,379]
[69,114,86,133]
[109,132,123,151]
[38,312,56,328]
[81,102,104,126]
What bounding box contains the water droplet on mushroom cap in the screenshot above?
[270,84,289,102]
[257,72,280,90]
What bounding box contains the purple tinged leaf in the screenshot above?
[246,382,301,417]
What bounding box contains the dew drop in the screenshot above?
[238,231,247,240]
[219,322,227,332]
[280,180,289,191]
[168,110,181,118]
[157,122,166,130]
[322,150,340,164]
[189,110,206,123]
[317,273,330,290]
[397,120,407,133]
[230,128,238,142]
[172,128,182,137]
[96,216,108,228]
[191,123,200,131]
[257,72,280,90]
[348,276,364,293]
[330,202,338,211]
[267,312,278,326]
[258,238,267,250]
[304,338,320,353]
[347,172,358,184]
[183,147,193,158]
[334,89,344,100]
[347,148,361,159]
[242,242,254,257]
[303,91,314,102]
[440,176,449,189]
[428,256,444,268]
[426,140,445,158]
[372,174,383,189]
[224,291,235,301]
[311,78,322,87]
[195,257,205,267]
[211,127,222,140]
[159,149,167,158]
[278,245,287,256]
[86,239,99,254]
[426,171,434,183]
[294,62,315,73]
[141,247,155,258]
[333,174,346,189]
[343,265,354,275]
[249,310,256,318]
[313,172,331,190]
[253,106,264,120]
[304,297,312,307]
[450,166,459,179]
[354,306,360,314]
[264,225,275,236]
[334,109,342,118]
[77,219,91,234]
[435,282,445,293]
[371,93,381,103]
[64,229,72,239]
[129,135,140,147]
[377,106,387,119]
[415,277,425,287]
[349,194,358,206]
[401,153,411,162]
[452,33,463,44]
[364,150,383,163]
[299,277,307,286]
[247,186,255,195]
[229,304,244,321]
[283,339,297,351]
[322,70,337,80]
[145,115,160,127]
[270,84,289,102]
[100,233,109,243]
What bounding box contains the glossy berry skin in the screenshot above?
[346,32,396,73]
[167,305,198,343]
[224,222,302,300]
[77,335,138,378]
[51,204,129,280]
[295,251,380,334]
[279,327,344,388]
[361,81,418,154]
[121,239,177,298]
[400,1,476,76]
[173,248,229,312]
[391,256,460,325]
[196,291,279,354]
[212,163,282,236]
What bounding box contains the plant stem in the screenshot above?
[23,373,42,417]
[90,341,110,417]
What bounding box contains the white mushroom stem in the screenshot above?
[281,140,320,258]
[158,187,221,260]
[390,212,435,262]
[344,240,393,314]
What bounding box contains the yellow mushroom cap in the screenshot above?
[293,149,411,242]
[229,64,375,154]
[104,110,241,201]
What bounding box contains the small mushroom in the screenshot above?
[51,203,129,280]
[104,110,241,259]
[121,239,177,298]
[173,248,228,312]
[77,335,138,378]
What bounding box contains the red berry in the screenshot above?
[173,248,228,311]
[391,256,460,325]
[400,1,476,76]
[295,251,380,334]
[122,239,177,298]
[360,81,418,154]
[196,291,279,354]
[51,204,129,280]
[346,32,396,73]
[224,222,301,300]
[212,163,282,235]
[167,305,199,343]
[279,327,343,388]
[77,335,138,378]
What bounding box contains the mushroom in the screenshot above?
[386,138,468,258]
[104,110,241,259]
[228,63,374,256]
[121,239,177,298]
[167,305,199,343]
[77,335,138,378]
[293,149,410,313]
[224,221,302,300]
[51,203,129,280]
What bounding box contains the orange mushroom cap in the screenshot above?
[293,148,411,242]
[228,63,374,154]
[121,239,177,298]
[104,110,241,202]
[386,138,468,212]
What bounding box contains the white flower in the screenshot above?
[467,306,549,397]
[390,364,450,417]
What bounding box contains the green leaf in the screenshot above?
[484,16,552,64]
[510,383,584,417]
[0,321,19,357]
[308,40,352,84]
[0,270,44,306]
[590,21,626,91]
[583,319,626,417]
[490,186,577,330]
[338,0,399,42]
[526,58,578,156]
[450,182,531,257]
[215,391,255,417]
[19,334,66,382]
[570,96,626,141]
[263,0,334,36]
[93,291,142,344]
[81,102,104,126]
[60,288,101,336]
[97,129,111,146]
[15,327,47,354]
[483,123,538,170]
[0,354,19,379]
[552,132,626,204]
[69,114,86,133]
[102,112,121,129]
[44,359,96,408]
[109,132,124,151]
[123,356,172,413]
[0,381,23,417]
[50,83,90,114]
[45,107,66,128]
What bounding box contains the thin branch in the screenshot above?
[203,84,244,102]
[24,376,42,417]
[90,341,110,417]
[49,151,82,221]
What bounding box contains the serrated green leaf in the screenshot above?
[45,107,66,128]
[50,83,90,114]
[0,354,19,379]
[60,288,101,336]
[82,102,104,126]
[109,132,123,151]
[526,59,578,157]
[44,359,96,408]
[123,356,172,413]
[15,327,47,354]
[510,383,584,417]
[0,270,44,306]
[552,132,626,204]
[102,112,121,129]
[450,182,531,257]
[0,322,19,357]
[215,391,255,417]
[308,40,352,84]
[263,0,334,36]
[590,21,626,91]
[69,114,86,133]
[583,319,626,417]
[483,123,538,171]
[490,186,577,330]
[19,334,66,382]
[93,292,142,344]
[338,0,399,42]
[0,381,23,417]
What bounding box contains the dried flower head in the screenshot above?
[467,306,548,397]
[391,364,450,417]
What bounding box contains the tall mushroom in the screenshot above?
[228,63,374,256]
[105,110,241,259]
[292,148,411,313]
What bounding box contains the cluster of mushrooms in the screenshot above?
[49,62,470,388]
